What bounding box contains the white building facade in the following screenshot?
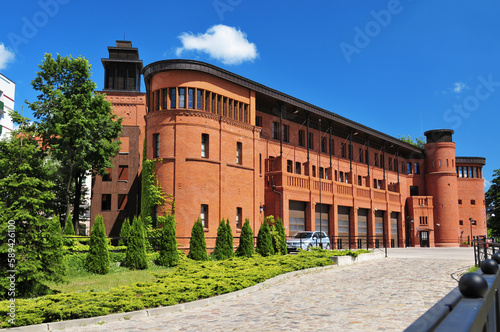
[0,73,15,139]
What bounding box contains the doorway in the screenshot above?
[420,231,429,247]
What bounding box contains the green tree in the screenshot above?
[226,218,234,257]
[274,217,287,255]
[398,135,425,149]
[85,215,110,275]
[118,218,131,246]
[188,219,208,261]
[63,214,75,236]
[487,169,500,237]
[212,219,233,260]
[123,216,148,270]
[256,220,274,257]
[236,219,254,257]
[41,216,66,282]
[157,215,179,267]
[27,53,122,234]
[62,213,76,246]
[0,124,65,299]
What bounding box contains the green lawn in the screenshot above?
[45,263,172,293]
[43,252,171,293]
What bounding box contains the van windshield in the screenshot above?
[293,232,313,239]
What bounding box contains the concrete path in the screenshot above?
[23,248,477,331]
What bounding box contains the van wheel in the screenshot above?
[307,244,313,251]
[324,244,331,250]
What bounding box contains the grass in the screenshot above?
[43,252,172,293]
[45,265,171,293]
[1,248,372,328]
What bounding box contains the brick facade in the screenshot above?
[92,42,486,247]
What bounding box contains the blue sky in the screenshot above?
[0,0,499,187]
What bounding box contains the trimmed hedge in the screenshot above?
[0,250,342,328]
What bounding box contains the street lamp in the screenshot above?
[469,217,476,246]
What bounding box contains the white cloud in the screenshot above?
[453,82,467,93]
[0,43,15,70]
[176,25,258,65]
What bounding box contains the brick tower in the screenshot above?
[424,129,460,247]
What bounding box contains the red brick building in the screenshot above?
[92,41,486,248]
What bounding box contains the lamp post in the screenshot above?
[469,217,476,247]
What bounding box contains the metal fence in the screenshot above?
[406,237,500,331]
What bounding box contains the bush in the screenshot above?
[62,214,76,246]
[187,219,208,261]
[235,218,254,257]
[226,219,234,257]
[42,216,66,281]
[256,220,274,257]
[275,217,287,255]
[157,215,179,267]
[0,250,337,328]
[84,215,110,275]
[211,219,233,260]
[123,216,148,270]
[118,218,130,247]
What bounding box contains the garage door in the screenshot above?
[358,208,368,236]
[289,200,306,235]
[315,204,329,234]
[391,212,399,247]
[338,206,350,236]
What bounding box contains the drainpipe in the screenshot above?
[278,101,283,157]
[272,184,282,220]
[306,113,310,162]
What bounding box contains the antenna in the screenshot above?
[123,32,126,40]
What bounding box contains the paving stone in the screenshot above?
[36,248,474,331]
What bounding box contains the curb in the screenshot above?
[330,251,386,266]
[6,252,385,331]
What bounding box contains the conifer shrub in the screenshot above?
[275,217,287,255]
[84,215,110,275]
[118,218,130,246]
[62,214,75,246]
[187,219,208,261]
[157,214,179,267]
[123,216,148,270]
[212,219,233,260]
[41,216,67,282]
[256,220,274,257]
[211,220,226,260]
[226,218,234,257]
[236,218,254,257]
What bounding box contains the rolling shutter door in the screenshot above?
[289,200,306,235]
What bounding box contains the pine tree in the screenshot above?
[211,219,228,260]
[226,218,234,258]
[118,218,131,246]
[0,126,65,298]
[236,219,254,257]
[124,216,148,270]
[256,220,274,257]
[276,217,288,255]
[63,213,76,246]
[41,216,66,282]
[188,219,208,261]
[157,215,179,267]
[85,215,110,274]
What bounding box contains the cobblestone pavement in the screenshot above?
[61,248,474,332]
